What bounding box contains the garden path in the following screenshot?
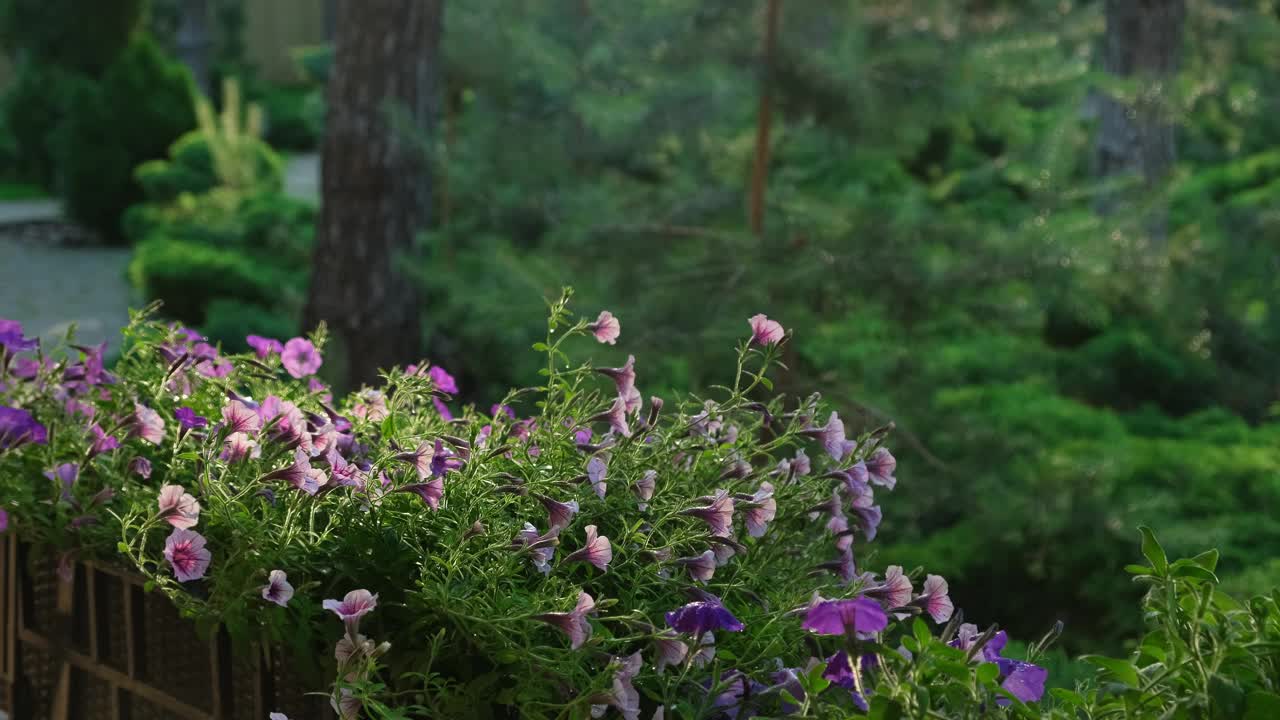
[0,153,318,352]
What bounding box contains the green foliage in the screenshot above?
[0,0,144,74]
[0,60,96,187]
[135,128,282,203]
[257,84,323,151]
[56,33,196,242]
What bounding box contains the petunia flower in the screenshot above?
[0,405,47,449]
[589,395,631,438]
[262,448,327,495]
[428,364,459,394]
[157,485,201,529]
[45,463,79,502]
[129,456,152,479]
[748,313,785,345]
[865,565,913,609]
[220,432,257,463]
[595,355,637,401]
[281,338,322,378]
[428,439,464,477]
[951,628,1047,704]
[665,600,745,636]
[912,574,954,623]
[88,424,120,458]
[676,549,717,582]
[538,494,579,530]
[221,400,261,435]
[821,651,870,711]
[326,448,365,488]
[268,714,289,720]
[394,477,444,510]
[535,591,596,649]
[742,482,777,538]
[130,403,165,445]
[681,490,735,537]
[563,524,612,571]
[692,631,717,667]
[633,469,656,510]
[652,630,689,674]
[331,689,361,719]
[803,412,854,461]
[323,589,378,637]
[261,570,294,607]
[175,407,208,431]
[866,447,897,490]
[588,311,621,344]
[598,652,643,720]
[515,523,560,574]
[802,598,888,636]
[587,456,608,499]
[0,318,37,353]
[246,335,284,358]
[164,528,211,582]
[351,390,389,421]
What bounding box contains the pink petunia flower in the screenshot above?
[563,524,612,571]
[261,570,294,607]
[748,314,785,345]
[676,550,717,583]
[742,482,777,538]
[681,490,735,537]
[867,565,913,609]
[220,432,257,463]
[535,591,596,649]
[280,338,322,379]
[866,447,897,490]
[395,478,444,510]
[538,494,579,530]
[164,528,211,582]
[515,523,560,574]
[129,456,152,479]
[633,469,657,510]
[131,403,165,445]
[803,411,855,462]
[587,456,608,499]
[588,311,621,344]
[157,485,201,529]
[913,574,954,623]
[221,400,261,435]
[323,589,378,637]
[589,395,632,438]
[652,630,689,674]
[246,335,284,359]
[595,355,637,399]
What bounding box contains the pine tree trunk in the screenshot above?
[1093,0,1186,245]
[304,0,443,389]
[748,0,781,236]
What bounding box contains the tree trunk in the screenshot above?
[304,0,443,389]
[1092,0,1186,245]
[175,0,211,94]
[748,0,781,236]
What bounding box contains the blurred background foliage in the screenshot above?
[4,0,1280,658]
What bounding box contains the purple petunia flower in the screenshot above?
[676,550,718,582]
[157,485,201,529]
[588,310,621,344]
[88,424,120,457]
[665,600,745,636]
[822,651,871,711]
[595,355,637,401]
[175,407,208,431]
[951,627,1047,704]
[538,494,579,530]
[130,403,165,445]
[633,469,656,510]
[0,405,47,449]
[710,670,768,720]
[590,395,632,438]
[681,490,735,537]
[261,570,294,607]
[535,591,596,649]
[593,652,642,720]
[742,482,776,538]
[323,589,378,637]
[912,574,954,623]
[803,412,855,461]
[802,598,888,636]
[280,338,322,378]
[129,456,152,479]
[563,524,612,571]
[587,456,608,499]
[262,448,327,495]
[652,630,689,674]
[164,528,211,582]
[395,477,444,510]
[45,463,79,502]
[866,447,897,490]
[515,523,560,574]
[0,318,37,353]
[425,365,457,395]
[429,439,463,478]
[221,399,261,435]
[748,313,785,346]
[246,335,284,359]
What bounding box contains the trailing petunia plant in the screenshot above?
[21,293,1271,719]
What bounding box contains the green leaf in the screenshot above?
[143,580,156,593]
[1082,655,1141,688]
[976,662,1001,685]
[868,696,903,720]
[1245,691,1280,720]
[1124,564,1154,575]
[116,542,130,554]
[1050,688,1085,707]
[758,375,774,391]
[1139,526,1168,576]
[532,342,549,352]
[934,660,969,681]
[802,661,831,696]
[913,617,932,646]
[1190,548,1220,572]
[1169,562,1219,584]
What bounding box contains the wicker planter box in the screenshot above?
[0,536,330,720]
